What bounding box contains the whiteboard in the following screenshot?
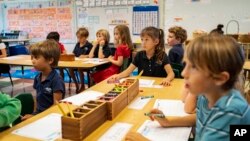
[164,0,250,38]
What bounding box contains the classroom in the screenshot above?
[0,0,250,140]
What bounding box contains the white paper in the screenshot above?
[61,90,104,106]
[82,58,108,65]
[12,113,62,141]
[1,56,23,60]
[139,79,155,87]
[138,120,192,141]
[154,99,188,117]
[128,97,151,110]
[98,122,132,141]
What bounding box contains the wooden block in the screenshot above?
[61,100,107,141]
[59,54,75,61]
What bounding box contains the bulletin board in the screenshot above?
[132,6,159,35]
[75,0,154,43]
[2,0,75,43]
[164,0,250,38]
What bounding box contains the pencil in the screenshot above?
[144,113,165,118]
[65,102,75,118]
[56,100,66,116]
[137,70,144,79]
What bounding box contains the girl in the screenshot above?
[125,35,250,141]
[109,26,175,86]
[91,25,133,83]
[71,28,93,93]
[88,29,111,59]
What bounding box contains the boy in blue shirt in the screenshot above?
[167,26,187,66]
[22,40,65,120]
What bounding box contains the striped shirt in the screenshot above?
[195,89,250,141]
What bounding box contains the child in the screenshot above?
[210,24,224,35]
[22,40,65,120]
[125,35,250,141]
[71,28,93,93]
[88,29,111,59]
[46,31,67,54]
[167,26,187,66]
[109,26,175,86]
[0,92,21,128]
[0,38,11,75]
[91,25,133,83]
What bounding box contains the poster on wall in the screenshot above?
[7,7,74,42]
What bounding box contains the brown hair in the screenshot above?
[185,35,244,90]
[168,26,187,43]
[76,27,89,38]
[96,29,110,44]
[30,40,60,67]
[114,25,133,50]
[141,26,165,64]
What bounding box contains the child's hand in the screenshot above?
[125,132,149,141]
[21,114,33,121]
[93,40,98,47]
[160,78,171,86]
[107,74,120,83]
[99,40,105,46]
[108,56,113,62]
[148,109,168,127]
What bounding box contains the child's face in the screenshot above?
[96,33,105,43]
[181,58,215,96]
[31,55,53,71]
[167,32,180,46]
[114,29,121,43]
[77,35,87,44]
[141,35,159,52]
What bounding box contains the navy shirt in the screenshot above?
[73,41,93,57]
[168,44,184,65]
[93,44,111,58]
[132,51,170,77]
[33,69,65,114]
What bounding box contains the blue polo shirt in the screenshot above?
[132,51,170,77]
[195,89,250,141]
[33,69,65,114]
[168,44,184,65]
[73,41,93,57]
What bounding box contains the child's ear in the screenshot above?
[48,58,54,65]
[154,39,159,45]
[213,72,230,86]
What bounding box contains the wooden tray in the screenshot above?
[61,100,107,141]
[59,54,75,61]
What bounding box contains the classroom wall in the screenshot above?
[164,0,250,38]
[0,3,3,32]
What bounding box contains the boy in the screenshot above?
[0,92,21,127]
[22,40,65,120]
[167,26,187,66]
[46,31,67,54]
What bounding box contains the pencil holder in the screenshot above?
[98,79,139,120]
[61,100,107,141]
[59,54,75,61]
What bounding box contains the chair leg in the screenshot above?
[8,72,14,86]
[65,69,72,90]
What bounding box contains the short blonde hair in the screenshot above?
[96,29,110,43]
[185,35,244,90]
[76,27,89,38]
[30,40,60,67]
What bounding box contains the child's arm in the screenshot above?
[0,93,21,127]
[108,64,136,82]
[88,42,98,58]
[184,93,197,114]
[53,91,63,104]
[98,40,106,59]
[149,109,196,127]
[108,56,123,66]
[160,64,175,86]
[79,54,89,58]
[0,48,7,58]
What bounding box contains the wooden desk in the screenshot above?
[0,55,109,87]
[0,77,184,141]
